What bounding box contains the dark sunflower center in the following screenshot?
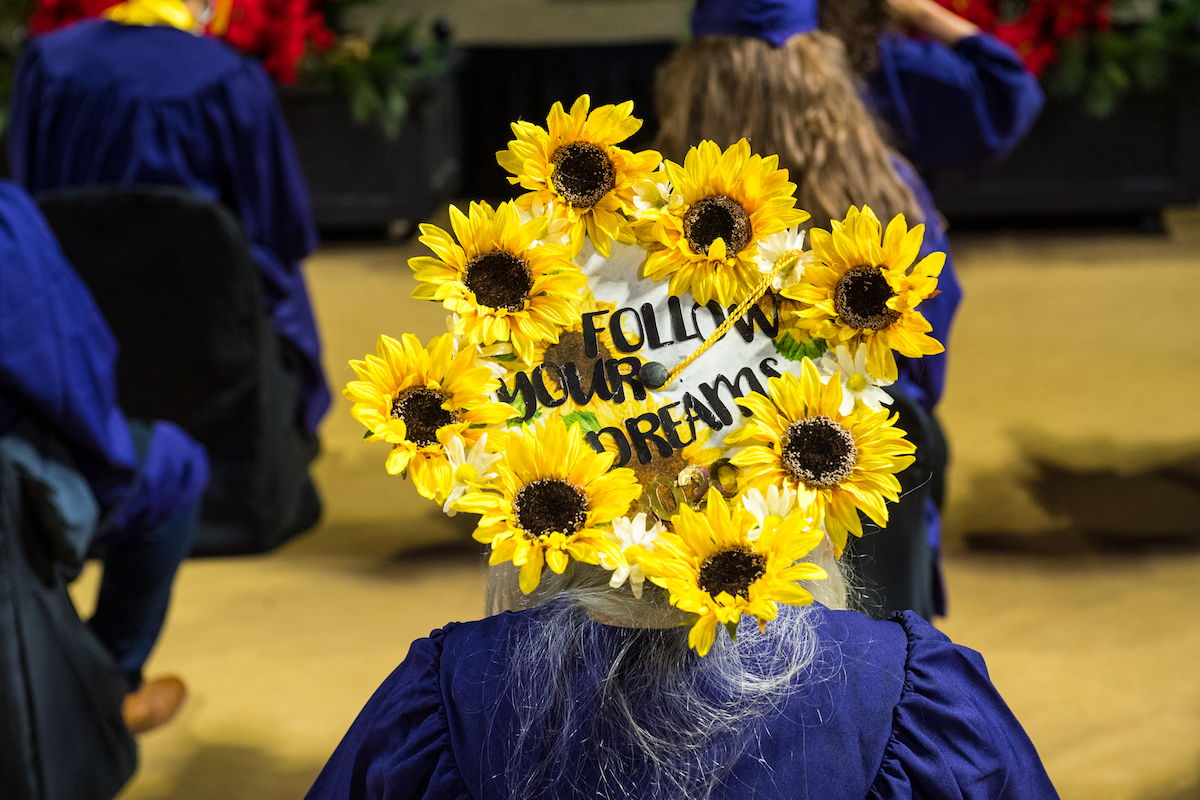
[391,387,458,447]
[833,265,900,331]
[683,195,752,257]
[698,547,766,599]
[513,478,588,539]
[781,416,858,488]
[463,251,533,312]
[550,142,616,208]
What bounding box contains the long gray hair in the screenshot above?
[484,543,849,799]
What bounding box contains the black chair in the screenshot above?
[0,423,137,800]
[38,185,320,555]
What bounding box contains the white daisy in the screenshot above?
[441,433,503,516]
[599,512,665,599]
[518,199,572,248]
[815,344,895,415]
[631,164,677,214]
[755,226,811,291]
[741,484,798,541]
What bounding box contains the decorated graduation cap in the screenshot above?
[691,0,819,47]
[92,0,233,32]
[346,96,946,656]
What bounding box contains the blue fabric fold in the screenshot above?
[0,179,208,543]
[869,611,1060,799]
[8,19,329,435]
[866,33,1045,169]
[306,606,1057,800]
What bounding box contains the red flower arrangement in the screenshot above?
[936,0,1114,76]
[26,0,335,84]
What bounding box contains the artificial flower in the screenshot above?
[497,95,662,257]
[633,488,827,656]
[456,417,642,594]
[344,332,515,499]
[410,200,586,364]
[599,512,666,598]
[441,432,503,516]
[740,484,798,541]
[783,205,944,383]
[726,359,915,554]
[634,138,809,306]
[815,344,895,415]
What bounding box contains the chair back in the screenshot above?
[38,185,319,554]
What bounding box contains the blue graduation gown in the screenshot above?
[306,605,1059,800]
[867,32,1045,169]
[7,19,330,436]
[0,179,208,540]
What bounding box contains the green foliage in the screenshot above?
[0,0,34,135]
[299,6,449,139]
[772,332,827,363]
[561,410,602,435]
[1043,0,1200,116]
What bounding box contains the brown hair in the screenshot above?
[818,0,889,75]
[653,31,921,231]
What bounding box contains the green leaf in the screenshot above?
[561,410,602,435]
[772,332,827,362]
[724,620,739,643]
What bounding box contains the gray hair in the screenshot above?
[482,542,849,799]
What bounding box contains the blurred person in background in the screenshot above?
[6,0,330,439]
[653,0,1035,619]
[824,0,1045,171]
[0,179,209,733]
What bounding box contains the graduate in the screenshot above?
[851,0,1046,169]
[0,180,209,732]
[305,96,1056,799]
[655,0,970,619]
[6,0,330,437]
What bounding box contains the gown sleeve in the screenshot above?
[866,32,1045,169]
[305,626,474,800]
[0,180,208,538]
[868,611,1059,799]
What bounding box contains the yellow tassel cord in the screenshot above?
[663,250,800,386]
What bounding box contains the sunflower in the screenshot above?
[632,488,827,656]
[410,201,586,365]
[726,359,915,555]
[344,333,516,500]
[633,139,809,307]
[781,205,944,383]
[456,416,642,594]
[497,95,662,258]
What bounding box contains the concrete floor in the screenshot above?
[78,207,1200,800]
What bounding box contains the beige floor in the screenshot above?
[77,207,1200,800]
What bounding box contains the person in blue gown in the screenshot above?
[832,0,1045,170]
[656,0,970,619]
[6,8,330,437]
[0,179,209,731]
[305,564,1058,799]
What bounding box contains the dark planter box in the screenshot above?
[279,72,462,233]
[929,63,1200,220]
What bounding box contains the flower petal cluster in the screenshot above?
[634,139,809,307]
[726,359,915,555]
[497,95,662,257]
[441,432,504,516]
[456,417,642,594]
[599,512,666,599]
[815,345,895,415]
[634,488,827,656]
[410,200,586,364]
[344,333,516,499]
[782,206,944,383]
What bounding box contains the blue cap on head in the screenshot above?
[691,0,819,47]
